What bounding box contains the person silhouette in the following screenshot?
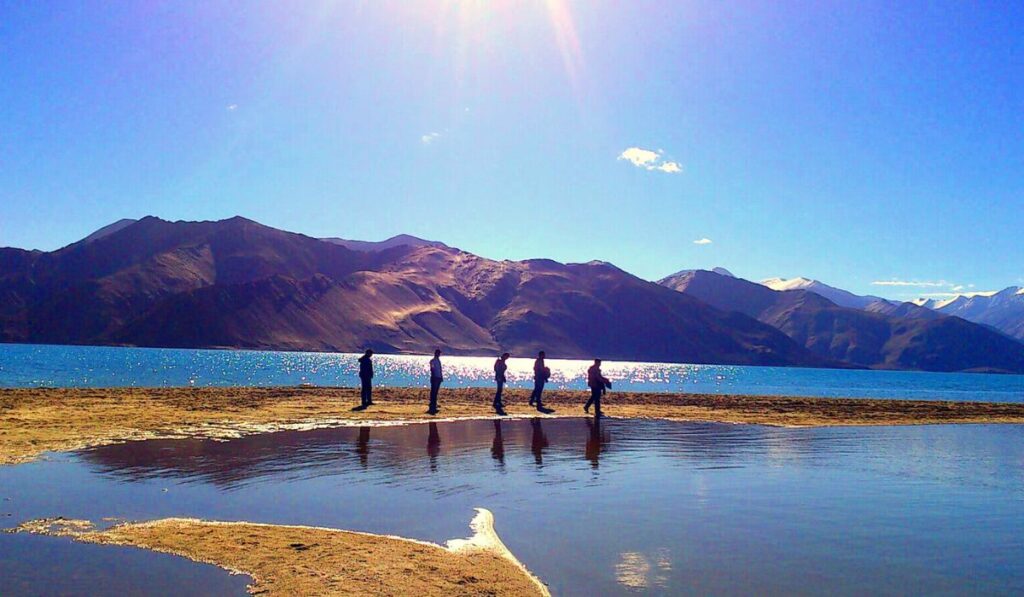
[584,359,611,418]
[585,417,607,469]
[528,351,554,413]
[353,349,374,411]
[428,349,443,415]
[493,352,510,415]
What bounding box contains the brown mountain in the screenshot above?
[0,217,828,366]
[658,269,1024,372]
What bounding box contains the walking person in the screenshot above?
[353,349,374,411]
[493,352,510,415]
[428,349,443,415]
[528,351,554,414]
[584,359,611,418]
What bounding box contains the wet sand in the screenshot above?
[4,385,1024,466]
[8,509,549,596]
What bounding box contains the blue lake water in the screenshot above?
[2,343,1024,402]
[2,418,1024,595]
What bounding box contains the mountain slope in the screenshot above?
[660,269,1024,372]
[2,217,398,344]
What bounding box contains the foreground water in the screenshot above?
[2,418,1024,595]
[3,344,1024,402]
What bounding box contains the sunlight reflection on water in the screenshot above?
[2,344,1023,402]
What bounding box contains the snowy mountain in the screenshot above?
[760,277,887,310]
[922,287,1024,341]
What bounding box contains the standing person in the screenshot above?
[585,359,611,417]
[428,349,443,415]
[354,349,374,410]
[528,351,554,413]
[493,352,510,415]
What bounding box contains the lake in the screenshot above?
[2,343,1024,402]
[3,418,1024,595]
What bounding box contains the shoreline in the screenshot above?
[4,386,1024,465]
[7,509,549,596]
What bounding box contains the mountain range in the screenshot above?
[1,216,1022,373]
[660,269,1024,372]
[760,274,1024,342]
[0,217,829,367]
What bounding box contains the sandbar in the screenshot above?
[7,509,548,596]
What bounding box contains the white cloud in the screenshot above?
[871,279,951,288]
[618,147,682,174]
[226,104,238,111]
[421,131,441,145]
[693,238,712,245]
[913,290,998,298]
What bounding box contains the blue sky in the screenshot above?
[2,1,1022,299]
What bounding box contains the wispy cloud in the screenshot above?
[421,131,441,145]
[912,290,998,298]
[871,279,951,288]
[693,238,712,245]
[618,147,682,174]
[876,278,1000,300]
[226,104,238,111]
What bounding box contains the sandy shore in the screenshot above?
[8,509,549,596]
[4,385,1024,465]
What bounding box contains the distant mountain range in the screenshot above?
[660,269,1024,372]
[1,216,1021,373]
[0,217,828,367]
[759,274,1024,342]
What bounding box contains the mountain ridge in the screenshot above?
[0,217,831,367]
[659,269,1024,373]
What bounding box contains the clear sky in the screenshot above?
[2,1,1022,300]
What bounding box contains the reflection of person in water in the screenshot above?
[585,417,607,469]
[491,419,505,468]
[427,422,441,472]
[530,418,548,466]
[356,426,371,468]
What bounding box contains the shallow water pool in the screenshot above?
[2,418,1024,595]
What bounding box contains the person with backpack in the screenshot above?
[585,358,611,418]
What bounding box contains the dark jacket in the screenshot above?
[587,365,609,389]
[358,355,374,379]
[533,358,548,381]
[494,359,508,383]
